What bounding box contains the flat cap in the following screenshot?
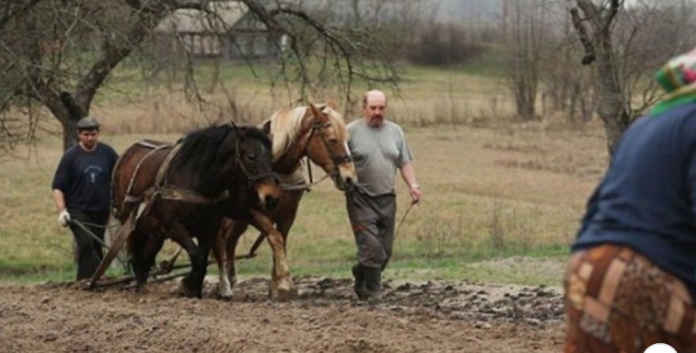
[76,117,100,130]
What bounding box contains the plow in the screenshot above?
[69,218,266,291]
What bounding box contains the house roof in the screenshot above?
[155,2,248,33]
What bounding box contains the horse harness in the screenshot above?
[121,132,272,211]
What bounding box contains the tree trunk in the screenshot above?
[61,120,78,151]
[594,39,631,155]
[571,0,630,156]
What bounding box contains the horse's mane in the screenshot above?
[170,125,271,172]
[263,104,348,160]
[171,125,235,172]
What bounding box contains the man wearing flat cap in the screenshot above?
[51,117,118,280]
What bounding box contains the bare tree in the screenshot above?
[0,0,400,154]
[303,0,438,63]
[530,1,594,123]
[569,0,696,155]
[505,0,551,121]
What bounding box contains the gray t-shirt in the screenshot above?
[347,119,414,196]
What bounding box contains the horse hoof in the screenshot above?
[177,280,199,298]
[218,295,233,302]
[268,284,298,301]
[217,292,234,301]
[135,286,148,294]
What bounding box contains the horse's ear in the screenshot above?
[231,122,245,140]
[262,120,271,135]
[326,100,337,109]
[301,105,320,133]
[308,104,321,117]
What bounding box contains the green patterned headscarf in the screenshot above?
[651,50,696,116]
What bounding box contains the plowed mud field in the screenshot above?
[0,276,566,352]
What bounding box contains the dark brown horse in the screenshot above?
[214,103,356,299]
[112,124,281,298]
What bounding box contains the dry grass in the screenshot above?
[0,123,608,282]
[76,65,516,135]
[0,66,610,285]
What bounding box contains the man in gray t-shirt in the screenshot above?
[346,90,422,303]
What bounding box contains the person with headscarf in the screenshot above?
[563,50,696,352]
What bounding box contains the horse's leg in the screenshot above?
[195,233,213,299]
[141,231,164,289]
[249,210,295,300]
[214,218,234,300]
[169,222,205,299]
[268,193,301,296]
[225,220,248,291]
[275,192,302,254]
[128,229,150,292]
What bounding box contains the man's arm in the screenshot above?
[53,188,71,227]
[399,162,422,204]
[52,189,67,213]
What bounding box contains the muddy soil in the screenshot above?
[0,276,566,353]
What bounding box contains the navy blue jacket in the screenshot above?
[52,143,119,212]
[574,103,696,299]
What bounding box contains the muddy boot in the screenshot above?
[352,264,367,300]
[363,266,383,304]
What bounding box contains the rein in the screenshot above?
[279,167,331,191]
[394,200,417,240]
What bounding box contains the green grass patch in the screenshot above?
[457,44,508,78]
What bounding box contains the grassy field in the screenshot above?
[0,60,609,287]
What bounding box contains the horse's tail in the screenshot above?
[60,91,84,120]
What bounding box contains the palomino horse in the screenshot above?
[214,103,356,299]
[111,124,281,298]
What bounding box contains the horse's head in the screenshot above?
[230,124,282,210]
[302,103,357,191]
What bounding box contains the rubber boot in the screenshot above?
[363,266,383,304]
[352,264,367,300]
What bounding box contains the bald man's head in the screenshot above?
[362,90,388,128]
[362,90,387,107]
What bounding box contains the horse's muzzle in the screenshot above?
[333,173,355,192]
[265,194,279,210]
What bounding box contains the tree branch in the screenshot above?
[575,0,600,28]
[123,0,142,11]
[0,0,41,31]
[570,7,595,65]
[74,6,168,114]
[602,0,621,35]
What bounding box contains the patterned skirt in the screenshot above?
[564,244,696,353]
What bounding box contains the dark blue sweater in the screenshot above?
[52,143,119,212]
[574,103,696,299]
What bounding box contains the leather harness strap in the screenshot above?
[122,143,173,205]
[153,142,230,204]
[123,140,229,207]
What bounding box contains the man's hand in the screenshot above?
[410,184,422,204]
[58,209,71,227]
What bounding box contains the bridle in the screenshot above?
[232,128,279,188]
[301,118,353,191]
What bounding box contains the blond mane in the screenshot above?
[263,104,348,160]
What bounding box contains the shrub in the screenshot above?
[404,24,485,67]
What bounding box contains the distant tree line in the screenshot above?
[2,0,696,157]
